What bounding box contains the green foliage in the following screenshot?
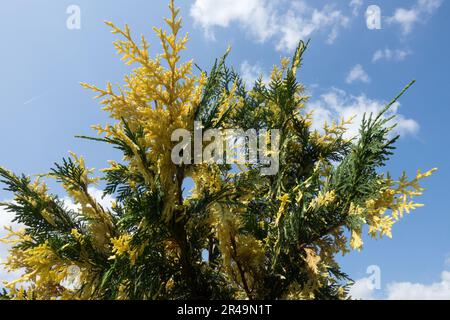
[0,3,435,300]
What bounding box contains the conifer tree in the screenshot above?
[0,1,436,300]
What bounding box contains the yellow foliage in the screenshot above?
[0,0,437,301]
[308,190,336,211]
[346,168,437,249]
[1,232,83,300]
[82,1,208,225]
[303,247,321,275]
[275,193,291,225]
[110,234,139,265]
[210,204,265,298]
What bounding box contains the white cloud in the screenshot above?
[418,0,444,13]
[350,262,450,300]
[372,48,411,63]
[386,271,450,300]
[349,0,363,16]
[345,64,370,84]
[240,61,269,88]
[307,88,419,139]
[190,0,274,41]
[390,8,419,35]
[349,277,376,300]
[87,187,115,211]
[190,0,351,51]
[388,0,443,35]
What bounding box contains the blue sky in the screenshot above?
[0,0,449,299]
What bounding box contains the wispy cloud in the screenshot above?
[23,92,47,105]
[345,64,370,84]
[240,61,270,88]
[307,87,419,139]
[372,48,411,63]
[349,0,363,16]
[190,0,351,52]
[388,0,443,35]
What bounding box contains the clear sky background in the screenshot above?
[0,0,449,299]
